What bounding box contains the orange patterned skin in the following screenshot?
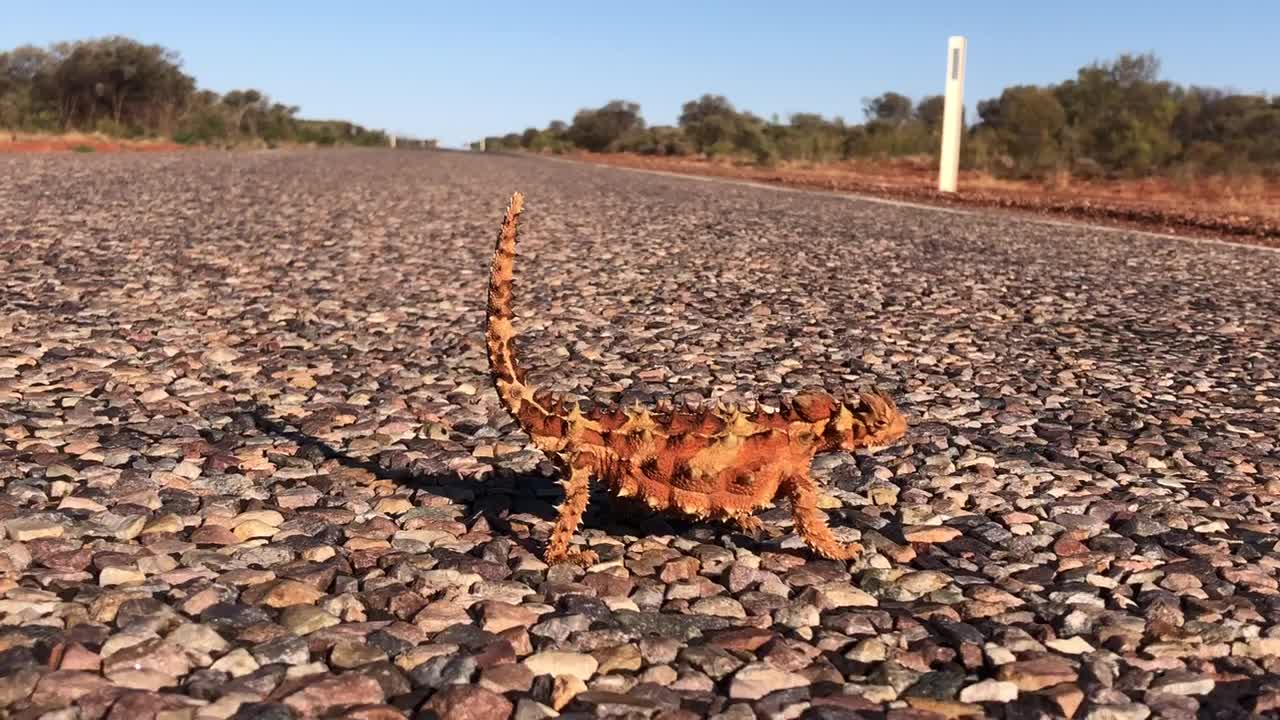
[485,192,908,566]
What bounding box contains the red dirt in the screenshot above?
[0,134,188,154]
[563,151,1280,248]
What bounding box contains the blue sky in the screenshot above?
[4,1,1277,148]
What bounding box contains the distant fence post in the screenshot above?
[938,35,967,193]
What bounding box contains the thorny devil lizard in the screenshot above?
[485,192,909,567]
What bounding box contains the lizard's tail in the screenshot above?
[485,192,530,420]
[484,192,573,449]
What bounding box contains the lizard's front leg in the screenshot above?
[782,474,863,561]
[544,452,600,568]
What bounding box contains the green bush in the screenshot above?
[609,126,693,156]
[173,107,228,145]
[847,120,935,159]
[0,37,401,149]
[765,114,848,164]
[93,117,134,138]
[979,85,1068,178]
[473,50,1280,181]
[566,100,644,152]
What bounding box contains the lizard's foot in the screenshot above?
[811,541,864,561]
[544,546,599,568]
[731,515,764,537]
[783,474,864,563]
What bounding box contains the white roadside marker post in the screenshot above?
[938,35,967,193]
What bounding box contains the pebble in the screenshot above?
[903,525,962,543]
[210,648,260,677]
[551,675,588,711]
[168,623,230,655]
[998,657,1078,691]
[1150,671,1215,696]
[240,579,326,608]
[809,582,878,609]
[523,651,598,681]
[330,640,387,669]
[690,596,747,618]
[728,662,810,700]
[1044,684,1086,718]
[5,518,64,541]
[233,520,279,541]
[99,566,147,586]
[102,639,191,678]
[958,679,1019,703]
[281,674,386,717]
[423,685,514,720]
[895,571,951,595]
[1045,636,1095,654]
[279,606,340,634]
[1086,704,1152,720]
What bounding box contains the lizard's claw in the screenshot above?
[732,515,765,537]
[819,542,864,561]
[545,547,599,568]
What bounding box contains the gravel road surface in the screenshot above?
[2,149,1279,719]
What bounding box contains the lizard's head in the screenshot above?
[826,390,908,453]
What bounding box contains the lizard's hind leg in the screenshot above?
[782,474,863,561]
[544,452,600,568]
[729,514,764,537]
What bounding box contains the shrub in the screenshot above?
[173,107,228,145]
[93,117,134,138]
[567,100,644,152]
[609,126,693,156]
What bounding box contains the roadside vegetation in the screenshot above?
[0,36,434,149]
[474,53,1280,184]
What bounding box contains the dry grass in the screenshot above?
[562,151,1280,240]
[0,131,383,154]
[0,131,189,153]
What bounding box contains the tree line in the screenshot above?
[0,36,433,149]
[475,52,1280,181]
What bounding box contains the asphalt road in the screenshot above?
[1,148,1279,719]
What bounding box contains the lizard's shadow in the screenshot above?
[234,403,699,558]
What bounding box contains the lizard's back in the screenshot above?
[577,404,810,519]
